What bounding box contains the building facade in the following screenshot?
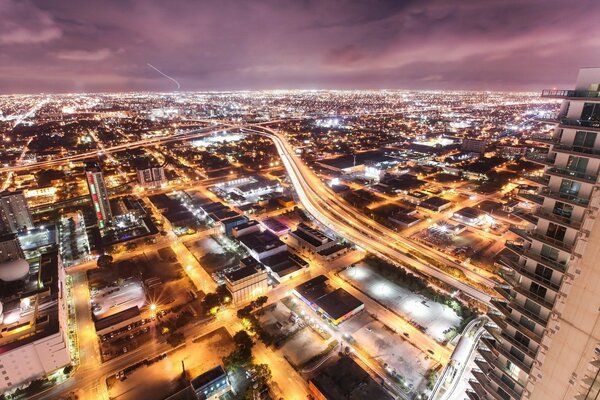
[137,165,167,188]
[0,190,33,233]
[85,162,112,229]
[468,68,600,400]
[0,252,71,393]
[224,263,268,304]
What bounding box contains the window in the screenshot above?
[546,222,566,242]
[552,201,573,219]
[565,155,589,173]
[581,102,600,122]
[520,315,536,332]
[559,179,581,196]
[530,282,547,300]
[501,374,516,390]
[506,360,522,381]
[514,331,531,348]
[510,346,525,362]
[535,263,553,281]
[574,130,597,148]
[540,244,560,262]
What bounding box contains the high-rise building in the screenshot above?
[85,162,112,229]
[137,164,167,188]
[468,67,600,400]
[0,232,25,263]
[0,190,33,233]
[462,138,487,154]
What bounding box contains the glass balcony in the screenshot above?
[534,208,583,230]
[509,226,574,253]
[552,142,600,159]
[540,187,590,207]
[525,152,556,166]
[530,133,560,144]
[546,166,598,184]
[504,241,568,274]
[560,118,600,131]
[541,89,600,99]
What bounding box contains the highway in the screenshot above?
[244,125,492,304]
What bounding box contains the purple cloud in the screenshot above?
[0,0,599,93]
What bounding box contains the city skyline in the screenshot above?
[1,0,600,94]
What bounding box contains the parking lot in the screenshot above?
[107,327,235,400]
[344,312,436,394]
[340,263,461,342]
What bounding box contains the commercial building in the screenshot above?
[94,306,141,337]
[418,196,452,213]
[220,215,249,237]
[261,251,309,282]
[293,275,364,325]
[85,162,112,229]
[137,164,167,188]
[231,220,261,238]
[224,262,268,304]
[190,365,231,400]
[288,223,337,254]
[0,251,71,393]
[453,206,485,226]
[0,190,33,233]
[308,356,393,400]
[468,68,600,400]
[237,229,287,261]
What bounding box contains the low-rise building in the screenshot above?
[238,230,287,261]
[94,306,141,337]
[452,206,485,225]
[418,196,452,213]
[224,262,268,304]
[288,223,336,254]
[190,365,231,400]
[293,275,364,325]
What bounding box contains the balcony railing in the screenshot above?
[530,134,560,144]
[509,226,575,253]
[540,187,590,207]
[525,152,556,166]
[552,142,600,159]
[517,191,544,205]
[546,166,598,184]
[542,89,600,99]
[504,241,568,273]
[523,174,550,186]
[499,254,562,291]
[560,118,600,130]
[534,208,583,230]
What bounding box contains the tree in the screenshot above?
[201,292,221,315]
[233,330,253,350]
[166,332,185,347]
[97,254,113,269]
[254,296,268,308]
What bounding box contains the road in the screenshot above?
[244,125,492,304]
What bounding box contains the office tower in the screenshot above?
[137,164,167,188]
[0,190,33,233]
[85,162,112,229]
[467,67,600,400]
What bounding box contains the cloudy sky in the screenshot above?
[1,0,599,94]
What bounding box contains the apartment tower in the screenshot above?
[468,67,600,400]
[85,161,112,229]
[0,190,33,233]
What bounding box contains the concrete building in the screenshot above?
[224,262,268,304]
[288,223,337,254]
[137,165,167,188]
[190,365,231,400]
[0,252,71,393]
[0,190,33,233]
[0,233,25,263]
[462,138,487,154]
[237,229,287,261]
[85,162,112,229]
[468,68,600,400]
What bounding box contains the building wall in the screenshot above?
[226,273,268,304]
[0,192,33,233]
[0,330,71,393]
[527,206,600,400]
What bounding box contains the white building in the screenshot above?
[0,252,71,393]
[137,165,167,189]
[469,68,600,400]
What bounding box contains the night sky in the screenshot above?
[1,0,600,94]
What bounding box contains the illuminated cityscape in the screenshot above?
[1,1,600,400]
